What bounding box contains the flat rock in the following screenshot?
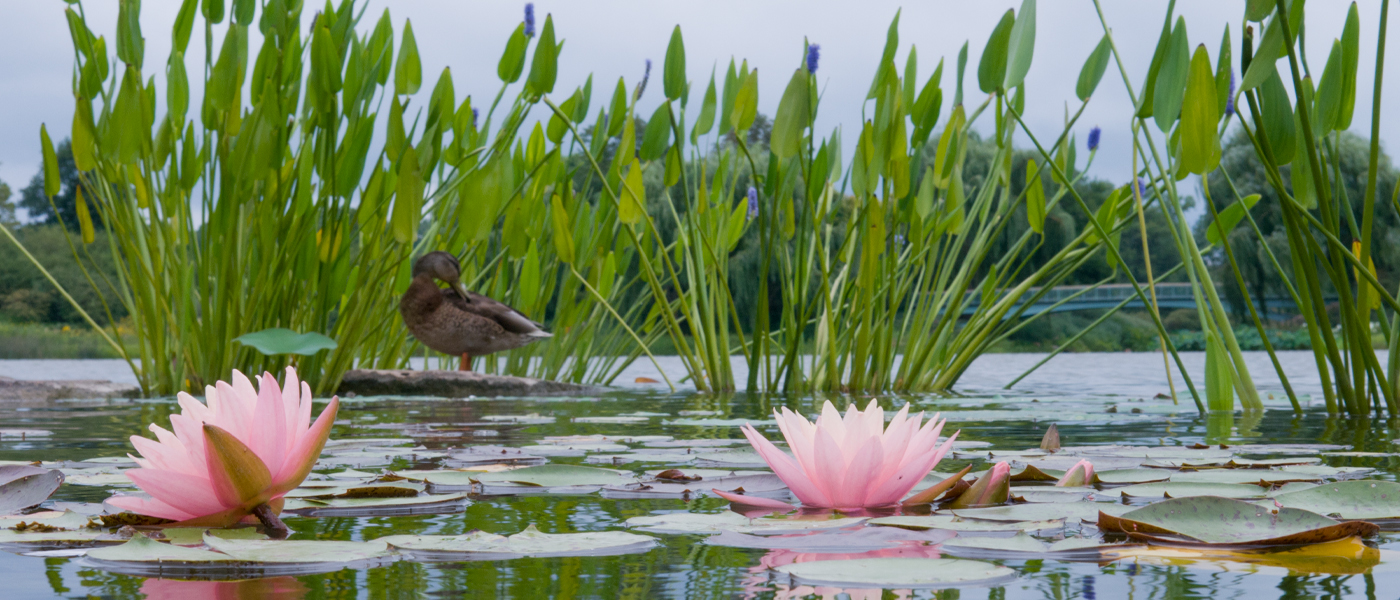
[337,370,604,398]
[0,376,140,402]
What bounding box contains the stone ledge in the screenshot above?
[0,376,140,403]
[336,369,605,398]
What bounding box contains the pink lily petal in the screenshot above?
[105,495,196,522]
[272,396,339,491]
[711,489,796,510]
[124,468,226,517]
[811,427,847,508]
[250,372,289,474]
[840,435,884,508]
[867,429,958,505]
[741,424,832,507]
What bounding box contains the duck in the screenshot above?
[399,251,552,371]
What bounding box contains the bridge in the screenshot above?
[962,283,1301,318]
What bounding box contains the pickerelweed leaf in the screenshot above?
[1179,44,1221,174]
[381,524,657,560]
[1206,194,1261,246]
[0,465,64,514]
[775,558,1017,588]
[978,10,1015,94]
[625,512,865,535]
[1099,496,1379,546]
[233,328,337,356]
[1270,481,1400,520]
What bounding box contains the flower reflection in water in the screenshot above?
[140,576,308,600]
[741,542,942,600]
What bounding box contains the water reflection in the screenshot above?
[140,576,308,599]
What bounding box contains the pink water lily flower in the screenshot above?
[108,368,338,532]
[715,400,957,510]
[1056,459,1095,487]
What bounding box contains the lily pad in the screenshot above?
[160,527,269,546]
[703,527,955,552]
[1169,470,1321,485]
[1098,496,1379,546]
[574,416,650,424]
[446,446,548,466]
[0,528,113,546]
[1270,481,1400,520]
[86,532,396,577]
[868,515,1066,533]
[62,471,134,487]
[0,465,63,514]
[941,532,1133,559]
[380,524,657,559]
[1116,482,1268,500]
[234,328,337,356]
[480,414,555,425]
[471,465,634,489]
[773,558,1017,588]
[0,510,95,531]
[519,443,629,457]
[949,502,1135,523]
[282,493,470,517]
[1094,469,1171,486]
[626,512,866,535]
[665,418,777,427]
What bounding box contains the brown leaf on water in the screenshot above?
[902,465,972,506]
[1040,424,1060,452]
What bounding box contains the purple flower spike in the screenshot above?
[637,59,653,99]
[1087,126,1101,152]
[806,44,821,74]
[524,4,536,38]
[1225,71,1237,118]
[747,187,759,220]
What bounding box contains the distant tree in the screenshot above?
[19,139,98,231]
[0,174,14,227]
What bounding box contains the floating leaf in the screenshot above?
[774,558,1017,588]
[703,527,954,552]
[868,515,1066,533]
[471,465,634,489]
[1116,482,1267,500]
[1170,470,1323,485]
[1271,481,1400,520]
[233,328,337,356]
[381,524,657,560]
[0,465,63,514]
[1099,496,1379,546]
[950,502,1135,523]
[282,493,469,517]
[626,512,865,535]
[941,532,1132,560]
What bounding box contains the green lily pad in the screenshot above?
[62,472,134,487]
[0,466,64,514]
[160,527,269,546]
[87,532,231,563]
[941,532,1132,559]
[868,515,1066,533]
[665,418,777,427]
[203,534,395,562]
[949,502,1135,523]
[1169,470,1320,485]
[573,416,649,424]
[472,465,634,489]
[282,493,470,517]
[1094,469,1171,485]
[1270,481,1400,520]
[774,558,1017,588]
[0,510,94,531]
[519,443,630,457]
[1116,482,1268,500]
[625,512,865,535]
[380,524,657,559]
[0,528,112,546]
[1099,496,1379,546]
[234,328,337,356]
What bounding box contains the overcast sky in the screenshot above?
[2,1,1396,220]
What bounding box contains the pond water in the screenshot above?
[2,352,1398,599]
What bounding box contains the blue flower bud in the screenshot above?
[523,4,535,38]
[806,44,821,74]
[1225,70,1237,118]
[747,187,759,220]
[1087,126,1101,152]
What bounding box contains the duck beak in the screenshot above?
[450,279,471,298]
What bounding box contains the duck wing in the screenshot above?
[442,289,551,336]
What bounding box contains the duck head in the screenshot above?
[412,251,471,298]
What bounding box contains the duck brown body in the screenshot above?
[399,252,551,366]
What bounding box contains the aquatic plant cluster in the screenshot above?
[2,0,1396,412]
